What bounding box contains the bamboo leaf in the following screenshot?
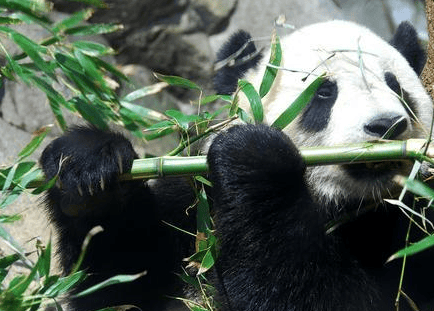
[0,253,20,269]
[74,49,108,91]
[120,101,166,125]
[259,31,281,98]
[52,9,94,33]
[18,126,51,160]
[271,73,326,130]
[74,272,147,298]
[388,235,434,262]
[0,0,51,24]
[196,189,211,233]
[197,248,216,275]
[122,82,169,102]
[64,23,122,36]
[71,97,108,130]
[404,178,434,200]
[43,271,87,298]
[238,80,263,124]
[9,32,52,75]
[66,0,108,8]
[92,57,129,81]
[73,40,115,57]
[155,73,201,91]
[165,110,201,130]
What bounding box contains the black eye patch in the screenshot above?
[299,80,338,132]
[384,71,417,117]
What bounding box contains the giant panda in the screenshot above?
[40,20,434,311]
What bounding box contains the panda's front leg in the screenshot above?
[207,124,378,311]
[39,125,159,309]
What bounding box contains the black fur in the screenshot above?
[213,30,262,95]
[208,124,378,311]
[40,21,433,311]
[41,124,434,311]
[299,79,338,132]
[385,71,418,117]
[41,126,195,310]
[389,21,426,75]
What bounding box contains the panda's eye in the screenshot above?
[315,81,337,100]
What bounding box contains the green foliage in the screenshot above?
[0,1,433,310]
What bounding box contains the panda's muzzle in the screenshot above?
[343,160,405,181]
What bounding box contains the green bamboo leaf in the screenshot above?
[120,101,166,125]
[31,175,57,195]
[74,50,108,90]
[55,52,84,75]
[73,40,115,57]
[64,23,122,36]
[196,189,211,233]
[44,271,87,298]
[2,163,17,192]
[74,272,146,298]
[197,248,216,275]
[155,73,201,91]
[238,80,263,124]
[0,224,25,254]
[0,17,21,24]
[0,214,21,223]
[71,97,108,130]
[259,31,281,98]
[0,253,20,269]
[49,99,68,132]
[18,126,51,160]
[9,32,52,75]
[200,94,232,105]
[272,73,326,130]
[143,120,176,140]
[165,110,201,130]
[0,0,51,24]
[404,178,434,200]
[388,235,434,262]
[122,82,169,102]
[184,300,209,311]
[92,57,129,81]
[52,9,94,33]
[37,239,52,277]
[67,0,108,8]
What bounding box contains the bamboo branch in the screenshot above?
[25,139,434,189]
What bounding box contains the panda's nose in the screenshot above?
[364,116,408,139]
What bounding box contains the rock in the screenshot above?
[51,0,237,94]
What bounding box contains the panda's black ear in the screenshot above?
[389,21,426,75]
[213,30,262,95]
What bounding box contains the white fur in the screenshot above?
[237,20,433,206]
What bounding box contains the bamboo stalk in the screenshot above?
[26,139,433,189]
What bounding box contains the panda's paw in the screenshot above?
[40,125,137,197]
[207,124,305,182]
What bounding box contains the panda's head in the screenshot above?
[214,20,433,208]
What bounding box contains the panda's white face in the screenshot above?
[237,21,433,208]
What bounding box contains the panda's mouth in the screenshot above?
[343,161,405,180]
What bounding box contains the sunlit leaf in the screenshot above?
[259,31,281,98]
[73,40,115,57]
[52,9,94,33]
[238,80,263,124]
[122,82,168,102]
[18,126,51,160]
[74,272,147,298]
[155,73,201,91]
[64,23,122,36]
[405,178,434,200]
